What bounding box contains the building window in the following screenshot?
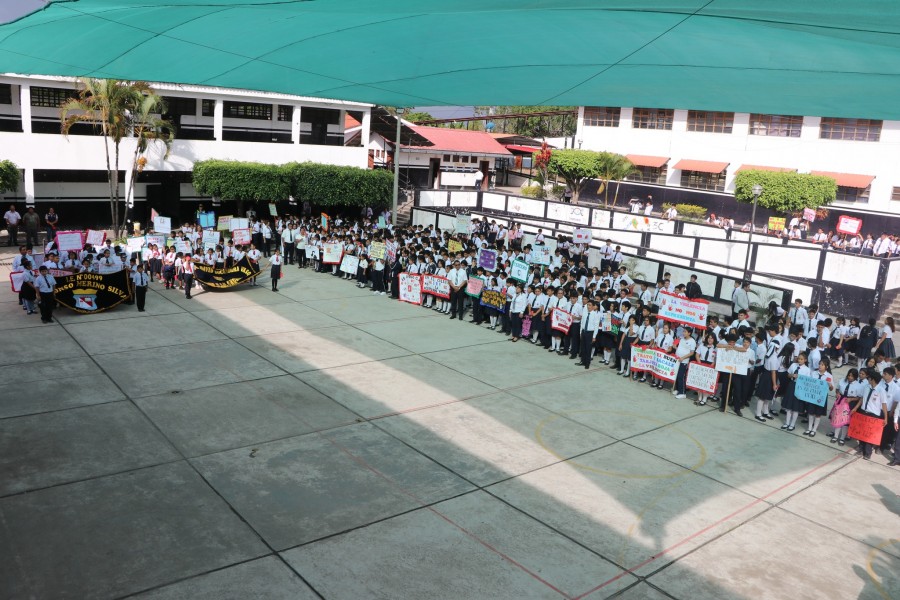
[891,186,900,202]
[628,165,668,185]
[0,84,11,105]
[836,185,870,203]
[820,118,882,141]
[442,154,450,161]
[680,169,726,192]
[749,114,802,137]
[631,108,673,130]
[30,86,76,108]
[201,99,215,117]
[686,110,734,134]
[277,105,293,122]
[223,101,272,120]
[583,106,621,127]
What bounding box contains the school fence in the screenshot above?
[413,189,899,321]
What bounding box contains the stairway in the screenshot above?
[879,287,900,322]
[395,197,415,226]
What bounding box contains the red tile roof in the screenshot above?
[406,126,511,156]
[344,113,361,129]
[810,171,875,188]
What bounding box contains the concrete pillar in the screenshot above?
[213,99,223,141]
[24,168,35,206]
[361,108,371,147]
[19,84,32,134]
[292,105,302,144]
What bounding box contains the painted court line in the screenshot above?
[571,452,846,600]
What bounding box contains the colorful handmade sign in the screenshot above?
[398,273,422,305]
[836,215,863,236]
[847,413,884,445]
[510,259,529,283]
[480,289,506,313]
[231,229,251,245]
[686,361,719,394]
[322,243,343,264]
[465,277,484,297]
[657,291,709,328]
[369,241,387,260]
[794,375,830,407]
[550,308,573,334]
[422,274,450,299]
[340,254,360,275]
[572,228,592,244]
[54,230,85,253]
[152,216,172,234]
[478,248,498,272]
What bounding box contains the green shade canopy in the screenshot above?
[2,1,900,119]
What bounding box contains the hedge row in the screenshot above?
[192,160,394,207]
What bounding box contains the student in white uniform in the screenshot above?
[246,243,262,286]
[35,265,57,323]
[132,264,149,311]
[674,327,697,399]
[853,371,889,460]
[269,249,282,291]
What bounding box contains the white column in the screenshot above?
[292,105,302,144]
[19,84,32,134]
[24,168,35,206]
[361,108,371,147]
[213,99,224,141]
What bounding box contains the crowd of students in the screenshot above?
[9,212,900,465]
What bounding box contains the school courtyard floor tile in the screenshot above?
[1,264,898,600]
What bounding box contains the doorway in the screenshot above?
[479,161,490,190]
[429,158,441,189]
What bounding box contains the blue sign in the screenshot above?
[795,375,830,407]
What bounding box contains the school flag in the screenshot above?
[54,270,132,313]
[398,273,423,305]
[422,274,451,299]
[479,289,506,313]
[340,255,360,275]
[657,291,709,328]
[510,259,529,283]
[794,375,830,407]
[477,248,498,272]
[465,277,484,298]
[686,361,719,395]
[550,308,573,334]
[322,243,343,264]
[847,413,884,445]
[194,256,261,290]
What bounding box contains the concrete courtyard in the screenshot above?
[0,259,898,600]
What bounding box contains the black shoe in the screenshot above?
[733,409,743,417]
[575,362,585,366]
[889,460,899,467]
[584,364,589,369]
[755,416,766,422]
[450,315,456,320]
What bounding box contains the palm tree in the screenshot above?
[596,153,638,207]
[123,94,174,234]
[60,79,172,238]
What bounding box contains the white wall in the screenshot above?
[577,108,900,215]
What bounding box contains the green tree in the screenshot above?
[734,170,837,212]
[474,106,576,138]
[404,111,435,123]
[60,79,172,238]
[530,143,552,199]
[0,159,19,194]
[547,149,605,203]
[596,153,637,207]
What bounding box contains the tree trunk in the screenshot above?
[604,179,611,206]
[103,132,116,239]
[113,141,121,240]
[612,181,621,207]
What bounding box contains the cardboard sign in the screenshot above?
[465,277,484,297]
[572,228,592,244]
[686,361,719,394]
[480,289,506,313]
[550,308,573,334]
[145,235,163,248]
[153,216,171,234]
[54,270,132,313]
[478,248,498,272]
[377,216,387,229]
[657,291,709,328]
[174,240,192,255]
[767,217,786,232]
[198,211,216,229]
[55,230,84,253]
[653,352,680,383]
[321,213,329,231]
[630,346,655,372]
[369,242,387,260]
[715,347,751,375]
[229,217,249,232]
[532,246,551,266]
[422,274,450,299]
[231,229,251,245]
[217,215,232,231]
[795,375,830,407]
[126,236,145,254]
[802,208,816,222]
[306,246,318,258]
[85,229,106,246]
[322,243,343,264]
[268,203,278,217]
[398,273,422,305]
[202,230,220,245]
[836,215,863,236]
[448,240,464,254]
[847,413,884,445]
[510,259,529,283]
[340,254,360,274]
[454,214,471,234]
[194,256,261,289]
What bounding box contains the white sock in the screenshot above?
[604,350,611,362]
[788,411,798,427]
[810,416,820,432]
[756,400,767,417]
